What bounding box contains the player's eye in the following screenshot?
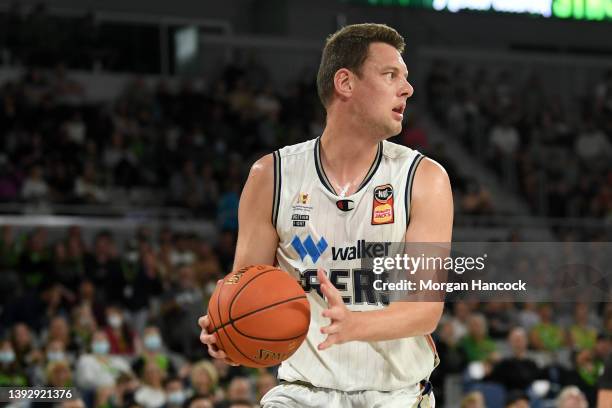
[385,72,395,79]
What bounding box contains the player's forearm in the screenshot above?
[352,302,443,342]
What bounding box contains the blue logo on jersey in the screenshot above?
[291,235,328,263]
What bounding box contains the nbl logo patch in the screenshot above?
[371,184,394,225]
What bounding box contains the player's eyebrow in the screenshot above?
[381,65,409,78]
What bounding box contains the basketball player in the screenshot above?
[199,23,453,407]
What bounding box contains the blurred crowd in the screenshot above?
[0,224,279,408]
[0,58,322,224]
[1,225,611,407]
[431,301,612,407]
[427,62,612,220]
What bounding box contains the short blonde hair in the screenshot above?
[191,360,219,391]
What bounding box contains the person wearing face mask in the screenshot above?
[104,305,136,355]
[164,377,187,408]
[132,326,178,380]
[75,330,132,391]
[0,340,28,386]
[30,339,71,386]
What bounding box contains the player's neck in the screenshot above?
[319,121,380,196]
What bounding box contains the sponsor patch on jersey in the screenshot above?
[336,199,354,212]
[292,192,313,214]
[291,213,309,227]
[291,235,328,263]
[371,184,394,225]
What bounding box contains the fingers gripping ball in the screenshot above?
[207,265,310,367]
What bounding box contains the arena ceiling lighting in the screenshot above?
[356,0,612,21]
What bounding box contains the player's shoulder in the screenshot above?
[248,139,316,184]
[277,138,317,158]
[413,155,451,198]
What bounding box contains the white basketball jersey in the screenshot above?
[272,137,438,392]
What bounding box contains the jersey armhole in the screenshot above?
[272,150,282,228]
[404,153,425,229]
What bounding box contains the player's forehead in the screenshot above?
[364,42,408,74]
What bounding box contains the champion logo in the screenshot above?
[291,235,328,263]
[336,199,354,212]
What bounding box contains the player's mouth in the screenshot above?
[392,104,405,121]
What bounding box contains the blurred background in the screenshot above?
[0,0,610,407]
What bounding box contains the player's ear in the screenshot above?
[333,68,353,100]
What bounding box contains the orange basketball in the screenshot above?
[207,265,310,368]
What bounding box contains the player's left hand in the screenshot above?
[317,268,357,350]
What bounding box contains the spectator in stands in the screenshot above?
[449,302,471,343]
[192,240,222,288]
[11,323,40,369]
[104,372,140,408]
[189,360,218,398]
[460,313,498,363]
[29,338,71,386]
[70,304,98,352]
[575,119,611,168]
[459,391,485,408]
[185,395,214,408]
[84,230,124,303]
[569,303,598,351]
[517,302,540,332]
[504,390,529,408]
[19,227,52,289]
[132,326,177,379]
[74,162,108,204]
[483,302,516,339]
[45,359,72,387]
[223,376,254,406]
[169,233,196,269]
[21,164,49,203]
[0,339,27,386]
[556,385,588,408]
[75,330,131,391]
[103,305,136,355]
[431,319,466,405]
[125,243,163,333]
[566,349,601,405]
[486,327,541,393]
[160,264,204,358]
[134,360,167,408]
[45,316,76,352]
[0,225,21,270]
[53,238,84,292]
[164,376,187,408]
[530,303,565,352]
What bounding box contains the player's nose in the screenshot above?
[399,79,414,98]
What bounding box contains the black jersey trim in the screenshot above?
[314,137,383,196]
[272,150,281,227]
[405,153,425,227]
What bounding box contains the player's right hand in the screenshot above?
[198,314,239,366]
[198,279,240,366]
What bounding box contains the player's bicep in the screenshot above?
[405,158,453,243]
[233,154,279,270]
